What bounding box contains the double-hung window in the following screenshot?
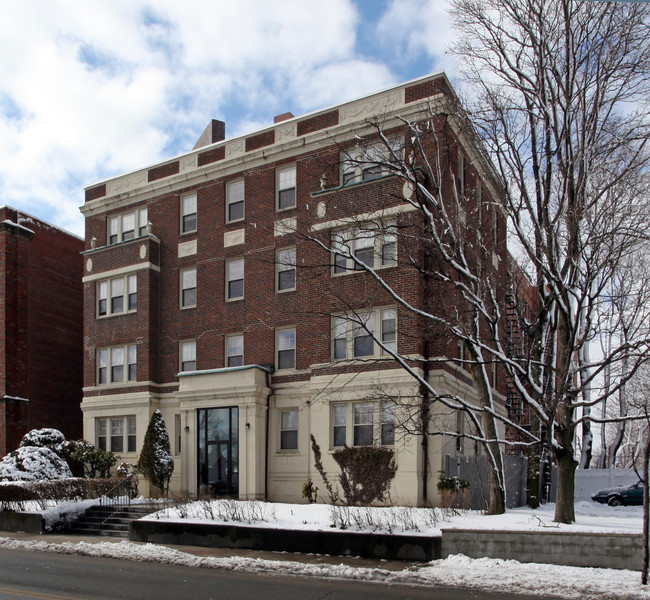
[276,327,296,370]
[340,140,400,186]
[226,258,244,300]
[277,166,296,210]
[98,274,137,317]
[332,308,397,360]
[97,344,137,385]
[181,268,197,308]
[96,416,136,453]
[276,247,296,292]
[226,180,244,223]
[181,192,197,233]
[226,334,244,367]
[107,208,148,245]
[332,221,397,273]
[180,340,196,372]
[280,409,298,450]
[331,402,395,448]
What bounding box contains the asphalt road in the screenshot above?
[0,547,561,600]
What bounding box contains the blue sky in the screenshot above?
[0,0,456,236]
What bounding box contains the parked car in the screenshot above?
[592,480,643,506]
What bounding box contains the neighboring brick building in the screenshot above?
[80,73,508,503]
[0,206,83,455]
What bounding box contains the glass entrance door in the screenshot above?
[198,407,239,497]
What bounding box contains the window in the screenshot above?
[276,247,296,292]
[97,274,137,317]
[174,414,182,455]
[96,416,136,453]
[181,268,197,308]
[97,344,137,385]
[353,402,374,446]
[226,334,244,367]
[332,308,396,360]
[280,409,298,450]
[107,208,148,245]
[332,221,397,273]
[226,258,244,300]
[181,192,197,233]
[332,405,347,447]
[340,140,400,186]
[96,418,107,450]
[276,327,296,370]
[381,401,395,446]
[180,340,196,372]
[277,165,296,210]
[226,180,244,223]
[331,402,395,447]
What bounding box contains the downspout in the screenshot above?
[421,343,431,505]
[265,371,272,501]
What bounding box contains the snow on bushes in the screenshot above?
[0,446,72,482]
[20,428,66,449]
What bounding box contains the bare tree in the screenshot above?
[449,0,650,522]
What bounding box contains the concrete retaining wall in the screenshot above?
[441,529,642,570]
[130,520,441,561]
[0,511,43,534]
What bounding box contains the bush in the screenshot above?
[310,435,397,505]
[437,476,470,509]
[0,477,136,511]
[70,444,118,478]
[137,410,174,496]
[0,446,72,482]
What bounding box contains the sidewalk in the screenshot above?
[0,529,416,572]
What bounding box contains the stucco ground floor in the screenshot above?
[81,365,492,505]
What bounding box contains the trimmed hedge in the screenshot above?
[0,477,136,511]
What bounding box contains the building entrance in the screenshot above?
[197,407,239,497]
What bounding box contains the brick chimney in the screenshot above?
[274,112,295,124]
[193,119,226,150]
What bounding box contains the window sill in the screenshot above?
[331,263,396,277]
[97,310,138,319]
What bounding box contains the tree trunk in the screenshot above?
[554,446,578,524]
[487,451,506,514]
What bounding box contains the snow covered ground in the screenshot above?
[142,497,643,536]
[1,499,645,599]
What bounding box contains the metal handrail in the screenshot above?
[98,477,133,530]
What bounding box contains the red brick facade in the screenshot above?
[0,207,83,455]
[81,73,508,501]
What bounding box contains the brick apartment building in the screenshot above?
[0,206,83,455]
[80,73,508,503]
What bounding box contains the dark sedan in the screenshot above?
[592,480,643,506]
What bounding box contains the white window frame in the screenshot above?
[331,401,395,448]
[181,192,197,234]
[276,165,296,211]
[226,334,244,368]
[276,327,296,371]
[226,179,245,223]
[180,267,197,309]
[279,408,298,451]
[97,344,137,385]
[97,274,137,317]
[180,340,196,372]
[226,258,244,301]
[331,308,396,361]
[107,208,148,245]
[332,221,397,274]
[96,416,136,453]
[276,247,296,292]
[340,139,400,186]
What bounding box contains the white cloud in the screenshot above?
[0,0,424,234]
[376,0,458,75]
